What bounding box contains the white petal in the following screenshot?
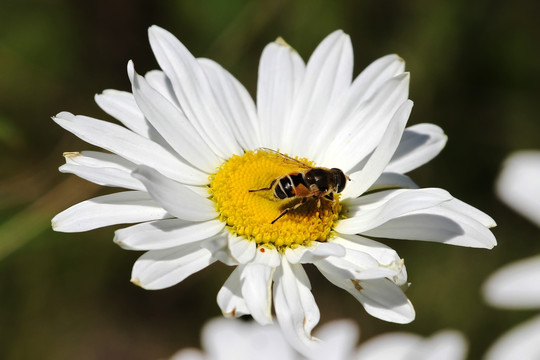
[320,270,415,324]
[94,89,154,139]
[52,191,170,232]
[60,151,143,190]
[113,218,225,250]
[484,314,540,360]
[284,242,346,264]
[348,54,406,103]
[217,266,250,318]
[370,172,419,191]
[201,318,297,360]
[144,70,179,106]
[131,241,216,290]
[169,349,205,360]
[252,246,281,267]
[386,123,447,174]
[355,330,467,360]
[53,112,207,185]
[340,100,413,199]
[274,258,321,356]
[241,263,274,325]
[413,331,468,360]
[319,73,410,169]
[447,197,496,228]
[355,333,422,360]
[313,320,359,360]
[337,188,452,234]
[496,151,540,227]
[228,234,256,264]
[133,165,217,222]
[483,255,540,309]
[314,237,403,281]
[128,62,221,173]
[362,198,497,249]
[286,30,354,158]
[316,258,400,281]
[199,58,260,150]
[257,38,305,150]
[148,25,241,158]
[330,235,402,268]
[311,55,405,165]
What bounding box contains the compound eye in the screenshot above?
[332,168,347,193]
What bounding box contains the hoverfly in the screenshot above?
[249,148,349,224]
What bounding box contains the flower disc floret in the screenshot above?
[209,149,340,248]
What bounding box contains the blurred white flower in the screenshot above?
[52,26,496,355]
[169,318,297,360]
[353,329,467,360]
[495,151,540,226]
[169,318,467,360]
[483,151,540,360]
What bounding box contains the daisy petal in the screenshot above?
[355,331,467,360]
[311,55,405,164]
[128,62,220,173]
[386,123,447,174]
[320,73,410,170]
[201,318,297,360]
[315,257,398,281]
[444,197,496,228]
[320,271,415,324]
[199,58,260,151]
[496,151,540,226]
[482,255,540,309]
[133,165,216,222]
[53,112,207,185]
[348,54,406,103]
[313,320,359,360]
[217,266,250,318]
[340,99,414,199]
[362,198,497,249]
[114,219,225,250]
[60,151,143,190]
[287,30,353,157]
[331,235,402,267]
[94,89,154,139]
[274,258,321,357]
[370,172,419,191]
[241,263,274,325]
[285,242,346,264]
[131,241,216,290]
[483,314,540,360]
[336,188,452,234]
[228,233,257,264]
[257,38,305,150]
[314,242,401,281]
[253,246,281,267]
[52,191,170,232]
[144,70,179,106]
[148,25,241,158]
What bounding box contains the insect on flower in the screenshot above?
[249,148,349,224]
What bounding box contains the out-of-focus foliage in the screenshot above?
[0,0,539,359]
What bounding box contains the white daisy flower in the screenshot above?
[52,26,496,356]
[482,151,540,360]
[168,318,297,360]
[352,328,468,360]
[168,317,467,360]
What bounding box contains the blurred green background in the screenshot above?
[1,0,539,359]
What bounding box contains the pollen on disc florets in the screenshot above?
[209,149,341,249]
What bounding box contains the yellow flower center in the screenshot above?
[209,149,341,249]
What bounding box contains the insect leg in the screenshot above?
[249,179,277,192]
[271,198,307,224]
